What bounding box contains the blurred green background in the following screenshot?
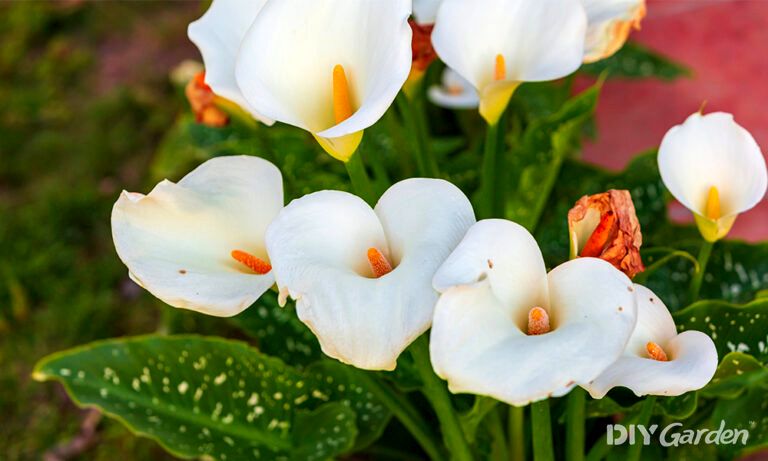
[0,2,209,459]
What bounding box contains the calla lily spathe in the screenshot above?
[265,179,475,370]
[585,284,718,398]
[111,156,283,317]
[187,0,274,125]
[658,112,768,242]
[582,0,646,63]
[232,0,413,162]
[412,0,443,25]
[431,0,587,125]
[428,68,480,110]
[430,220,637,406]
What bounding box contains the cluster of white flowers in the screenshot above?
[187,0,647,160]
[111,0,767,407]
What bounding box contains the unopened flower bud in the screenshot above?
[185,71,229,127]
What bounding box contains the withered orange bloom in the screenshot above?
[568,189,644,278]
[184,71,229,128]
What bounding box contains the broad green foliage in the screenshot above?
[675,299,768,363]
[230,292,321,369]
[504,82,601,230]
[650,241,768,310]
[581,41,691,81]
[33,336,391,460]
[703,352,768,399]
[712,387,768,457]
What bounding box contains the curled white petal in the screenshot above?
[582,0,646,63]
[112,156,283,317]
[428,67,480,109]
[235,0,412,138]
[432,0,587,90]
[187,0,274,124]
[431,222,637,406]
[586,285,719,398]
[266,179,474,370]
[658,112,767,218]
[433,219,548,323]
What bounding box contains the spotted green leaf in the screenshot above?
[702,352,768,399]
[230,292,321,369]
[33,335,359,461]
[711,386,768,457]
[674,299,768,363]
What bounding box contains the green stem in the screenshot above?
[508,405,526,461]
[626,396,656,461]
[480,119,506,219]
[566,388,586,461]
[411,336,474,461]
[689,240,714,301]
[345,152,376,205]
[355,372,445,461]
[487,407,509,461]
[530,400,554,461]
[396,94,439,178]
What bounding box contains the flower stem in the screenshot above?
[345,151,376,205]
[689,240,714,301]
[480,118,506,219]
[508,405,526,461]
[626,396,656,461]
[566,388,586,461]
[411,335,474,461]
[487,407,509,461]
[396,93,439,178]
[530,400,554,461]
[354,371,445,461]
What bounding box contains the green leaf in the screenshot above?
[33,335,360,461]
[656,392,698,420]
[702,352,768,399]
[649,240,768,310]
[505,81,601,230]
[306,361,392,450]
[581,42,691,81]
[711,386,768,457]
[229,292,321,369]
[674,298,768,363]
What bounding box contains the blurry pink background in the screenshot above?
[582,0,768,241]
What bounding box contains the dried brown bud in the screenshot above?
[403,19,437,98]
[185,71,229,127]
[568,189,644,278]
[409,19,437,73]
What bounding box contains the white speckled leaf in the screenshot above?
[701,352,768,399]
[230,292,322,369]
[674,298,768,362]
[33,335,358,461]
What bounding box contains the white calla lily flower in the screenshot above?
[658,112,768,242]
[430,220,637,406]
[582,0,646,63]
[112,156,283,317]
[265,179,475,370]
[187,0,274,125]
[428,67,479,110]
[586,285,718,398]
[431,0,587,125]
[413,0,443,25]
[233,0,413,162]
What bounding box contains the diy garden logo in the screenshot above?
[607,420,749,447]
